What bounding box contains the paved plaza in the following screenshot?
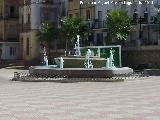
[0,68,160,120]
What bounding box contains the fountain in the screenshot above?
[84,49,93,68]
[97,48,100,57]
[43,47,48,66]
[68,51,71,56]
[64,50,67,56]
[106,58,110,69]
[105,48,116,69]
[60,57,64,69]
[74,35,81,56]
[29,35,133,79]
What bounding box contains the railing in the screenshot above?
[25,0,54,5]
[19,23,31,32]
[0,15,19,20]
[141,39,158,46]
[7,37,19,42]
[2,13,19,20]
[86,20,107,29]
[94,21,106,29]
[132,17,157,25]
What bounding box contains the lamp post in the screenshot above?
[139,16,142,39]
[134,9,142,46]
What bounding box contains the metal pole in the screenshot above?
[148,0,151,45]
[3,0,5,41]
[139,16,142,39]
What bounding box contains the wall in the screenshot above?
[68,0,80,17]
[0,42,20,59]
[122,47,160,69]
[31,3,41,29]
[20,32,31,60]
[20,30,40,61]
[95,0,114,20]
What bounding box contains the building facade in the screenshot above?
[68,0,160,48]
[0,0,22,59]
[68,0,96,45]
[92,0,160,47]
[19,0,67,61]
[68,0,80,17]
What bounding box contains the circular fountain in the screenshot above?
[29,35,133,79]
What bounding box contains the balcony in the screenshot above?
[25,0,54,5]
[5,14,19,20]
[94,21,106,29]
[7,37,19,42]
[131,17,158,25]
[86,20,106,29]
[19,23,31,32]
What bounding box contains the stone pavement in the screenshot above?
[0,68,160,120]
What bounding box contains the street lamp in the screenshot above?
[133,9,143,46]
[139,16,142,39]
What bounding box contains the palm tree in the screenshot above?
[61,17,88,50]
[105,9,132,44]
[38,21,57,59]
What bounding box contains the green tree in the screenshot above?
[38,21,57,58]
[105,9,132,44]
[156,9,160,24]
[61,17,88,50]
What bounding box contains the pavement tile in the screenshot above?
[0,69,160,120]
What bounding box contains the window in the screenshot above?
[98,11,102,28]
[144,8,148,23]
[10,47,16,56]
[27,14,30,23]
[75,13,79,17]
[86,10,91,20]
[10,6,15,17]
[69,14,73,18]
[121,3,126,11]
[21,15,24,24]
[26,38,30,56]
[97,33,103,45]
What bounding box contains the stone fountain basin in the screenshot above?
[54,57,106,68]
[29,67,133,78]
[61,55,100,58]
[31,65,57,69]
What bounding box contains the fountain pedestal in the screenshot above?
[28,35,133,80]
[29,67,133,78]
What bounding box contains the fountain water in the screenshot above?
[43,47,48,66]
[110,48,116,68]
[68,51,71,56]
[74,35,81,56]
[29,36,133,80]
[106,48,116,68]
[60,57,64,69]
[97,48,100,57]
[84,49,93,68]
[106,58,110,68]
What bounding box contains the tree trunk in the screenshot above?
[65,38,68,51]
[112,36,116,44]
